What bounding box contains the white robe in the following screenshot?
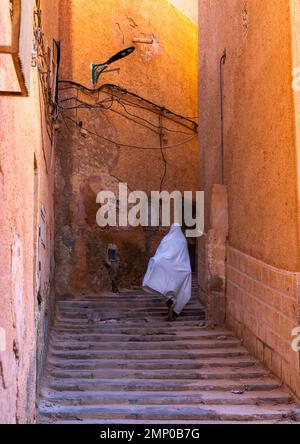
[142,224,192,314]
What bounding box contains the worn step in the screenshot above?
[39,388,293,406]
[52,321,206,331]
[47,356,257,370]
[56,307,203,314]
[55,317,204,326]
[50,328,233,343]
[38,403,293,421]
[38,287,295,424]
[48,347,250,360]
[56,308,203,315]
[57,294,198,302]
[51,321,221,338]
[47,366,269,381]
[39,419,295,424]
[55,313,203,328]
[56,305,202,312]
[56,303,202,310]
[49,338,241,351]
[43,377,281,392]
[56,302,202,308]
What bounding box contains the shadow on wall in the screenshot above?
[54,0,198,297]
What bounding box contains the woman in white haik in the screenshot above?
[142,223,192,321]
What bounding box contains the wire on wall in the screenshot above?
[57,77,198,157]
[32,0,61,143]
[58,80,198,133]
[62,115,197,151]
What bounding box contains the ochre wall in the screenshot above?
[55,0,198,295]
[199,0,300,398]
[0,1,59,423]
[199,0,299,271]
[290,0,300,264]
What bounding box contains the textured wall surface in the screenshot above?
[199,0,299,270]
[0,0,59,423]
[290,0,300,260]
[55,0,199,296]
[227,247,300,398]
[198,0,300,398]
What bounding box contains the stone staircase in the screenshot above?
[38,279,297,423]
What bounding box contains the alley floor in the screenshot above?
[38,278,298,424]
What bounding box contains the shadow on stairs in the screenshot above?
[38,278,297,424]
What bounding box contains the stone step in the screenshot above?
[48,347,249,360]
[38,287,296,424]
[43,377,281,392]
[56,305,202,312]
[55,311,204,319]
[56,300,201,306]
[38,403,293,422]
[47,366,269,380]
[39,388,293,406]
[48,338,241,351]
[56,301,202,307]
[52,320,206,330]
[54,315,204,324]
[50,330,232,341]
[56,298,200,305]
[39,419,295,424]
[51,320,219,337]
[47,356,257,370]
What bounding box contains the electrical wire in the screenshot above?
[59,95,194,136]
[106,106,160,134]
[116,99,194,135]
[58,93,198,145]
[59,98,160,134]
[62,115,197,150]
[59,96,113,107]
[59,80,198,132]
[107,95,196,133]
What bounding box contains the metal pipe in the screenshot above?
[220,49,227,185]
